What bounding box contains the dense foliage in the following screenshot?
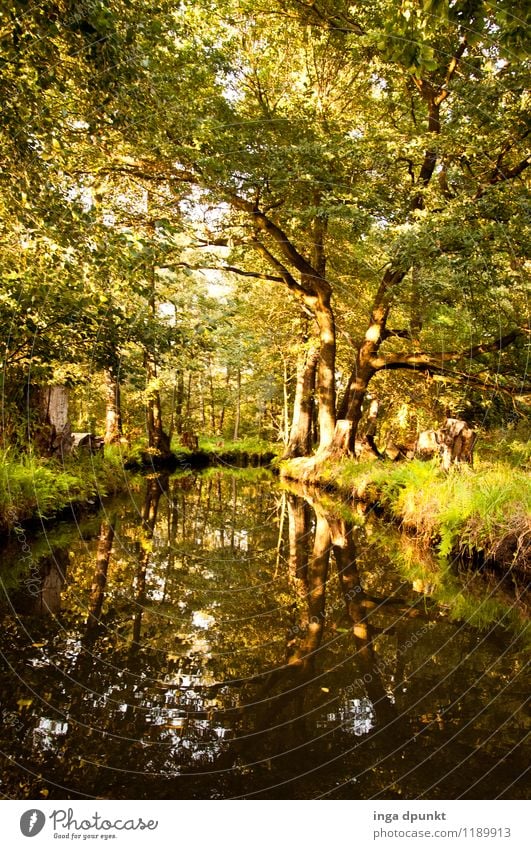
[1,0,529,456]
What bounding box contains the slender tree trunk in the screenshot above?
[283,339,319,459]
[174,370,185,435]
[218,366,230,434]
[145,355,170,454]
[233,366,241,440]
[133,474,166,645]
[208,360,216,432]
[282,357,290,446]
[199,373,206,429]
[104,370,123,444]
[145,258,170,455]
[185,371,192,423]
[314,296,337,452]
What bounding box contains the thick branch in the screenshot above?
[250,238,311,301]
[438,37,468,102]
[372,361,530,399]
[229,194,328,293]
[486,153,531,188]
[370,328,524,371]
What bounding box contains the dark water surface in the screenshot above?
[0,469,529,799]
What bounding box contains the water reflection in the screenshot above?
[0,470,528,800]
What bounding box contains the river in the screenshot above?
[0,468,528,799]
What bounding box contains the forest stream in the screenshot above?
[0,468,528,800]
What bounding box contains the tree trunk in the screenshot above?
[86,518,115,631]
[185,371,192,423]
[104,370,123,445]
[233,366,241,440]
[174,370,185,435]
[208,360,216,432]
[199,373,206,429]
[37,385,73,457]
[218,366,230,434]
[330,419,355,456]
[333,518,396,725]
[364,397,383,458]
[314,297,337,452]
[133,474,166,645]
[338,268,404,451]
[144,254,170,456]
[282,357,290,446]
[145,357,170,455]
[287,495,311,593]
[300,509,330,660]
[283,340,319,459]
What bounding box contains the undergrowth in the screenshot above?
[0,448,130,532]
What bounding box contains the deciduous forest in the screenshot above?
[0,0,529,803]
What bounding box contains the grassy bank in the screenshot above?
[0,437,280,533]
[282,449,530,574]
[0,447,132,534]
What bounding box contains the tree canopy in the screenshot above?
[1,0,529,455]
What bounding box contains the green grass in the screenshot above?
[0,448,132,531]
[171,434,281,456]
[287,445,530,573]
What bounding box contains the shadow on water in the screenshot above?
[0,469,528,799]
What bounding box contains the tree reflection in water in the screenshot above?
[0,470,528,799]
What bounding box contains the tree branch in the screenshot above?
[372,361,530,399]
[370,328,525,371]
[188,262,285,284]
[228,193,328,293]
[250,238,311,300]
[487,153,531,188]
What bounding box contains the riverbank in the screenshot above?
[281,453,531,576]
[0,438,279,536]
[0,448,133,535]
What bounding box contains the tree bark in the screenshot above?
[338,268,403,451]
[144,255,170,455]
[330,419,354,456]
[314,295,337,451]
[208,360,216,432]
[233,366,241,440]
[37,385,73,457]
[283,338,319,459]
[145,356,170,455]
[104,369,123,444]
[174,369,185,435]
